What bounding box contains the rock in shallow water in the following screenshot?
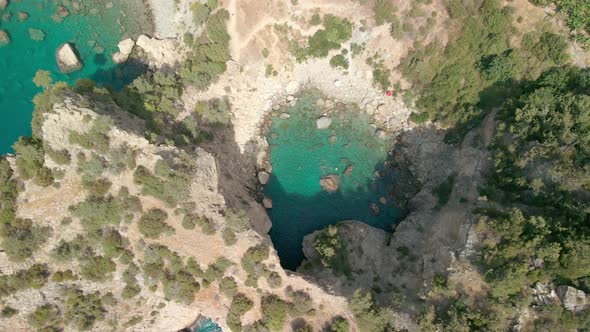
[263,197,273,209]
[0,0,7,10]
[258,171,270,185]
[316,116,332,130]
[0,30,9,46]
[56,43,82,73]
[320,174,340,193]
[285,80,300,95]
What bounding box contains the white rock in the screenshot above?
[375,130,388,140]
[287,95,294,101]
[56,43,82,73]
[258,171,270,185]
[263,197,273,209]
[289,98,298,107]
[557,286,588,312]
[0,0,6,10]
[285,81,300,95]
[118,38,135,56]
[316,99,325,107]
[334,79,342,87]
[136,35,181,68]
[279,113,290,119]
[316,116,332,130]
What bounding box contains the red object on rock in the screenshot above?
[386,90,393,96]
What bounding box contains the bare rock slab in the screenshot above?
[56,43,82,73]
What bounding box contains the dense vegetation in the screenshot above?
[530,0,590,45]
[291,14,353,62]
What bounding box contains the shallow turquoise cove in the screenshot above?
[0,1,149,154]
[265,91,401,269]
[192,317,222,332]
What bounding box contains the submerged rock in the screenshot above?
[344,164,354,176]
[316,116,332,130]
[320,174,340,193]
[258,171,270,185]
[18,12,29,21]
[29,28,46,41]
[0,30,9,46]
[56,43,82,73]
[369,202,381,215]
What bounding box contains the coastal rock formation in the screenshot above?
[0,29,9,46]
[320,174,340,193]
[0,0,7,10]
[56,43,82,73]
[257,170,270,185]
[136,34,183,68]
[557,286,588,312]
[112,38,135,64]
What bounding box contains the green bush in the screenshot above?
[326,316,350,332]
[194,97,231,126]
[349,290,396,332]
[70,196,123,232]
[1,213,50,262]
[51,270,78,283]
[80,255,116,282]
[162,270,200,304]
[266,271,282,289]
[0,306,18,318]
[227,293,254,332]
[134,154,195,207]
[222,228,237,245]
[69,116,113,153]
[261,295,289,331]
[138,208,173,239]
[225,208,251,232]
[291,15,352,61]
[219,276,238,297]
[44,143,71,165]
[63,288,106,330]
[28,304,62,331]
[432,174,456,207]
[313,225,351,276]
[330,54,349,69]
[0,264,50,298]
[374,0,397,25]
[13,137,54,187]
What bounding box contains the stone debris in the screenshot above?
[285,80,300,95]
[320,174,340,193]
[56,43,82,73]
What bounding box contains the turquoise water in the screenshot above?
[265,91,401,269]
[0,1,151,154]
[192,317,222,332]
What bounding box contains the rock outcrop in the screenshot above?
[56,43,82,73]
[0,30,10,46]
[136,34,183,68]
[320,174,340,193]
[0,0,7,10]
[557,286,588,312]
[112,38,135,64]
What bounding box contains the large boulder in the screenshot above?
[320,174,340,193]
[0,0,7,10]
[285,80,300,95]
[112,38,135,64]
[557,286,588,312]
[316,116,332,130]
[0,30,9,46]
[258,171,270,185]
[56,43,82,73]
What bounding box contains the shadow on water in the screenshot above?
[89,58,147,91]
[265,155,402,270]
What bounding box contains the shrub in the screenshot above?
[63,288,106,330]
[70,196,122,232]
[13,137,54,186]
[266,271,282,289]
[291,15,352,61]
[0,306,18,318]
[51,235,94,262]
[203,257,233,285]
[0,264,50,297]
[350,290,396,332]
[28,304,62,331]
[222,228,237,245]
[313,225,351,276]
[289,290,312,315]
[261,295,289,331]
[330,54,349,69]
[51,270,78,282]
[43,143,70,165]
[162,270,200,304]
[69,116,113,153]
[182,214,197,230]
[1,213,51,261]
[194,97,231,126]
[138,208,173,239]
[227,293,254,332]
[219,276,238,297]
[374,0,397,25]
[134,154,195,207]
[327,316,350,332]
[225,208,251,232]
[80,256,116,282]
[432,174,456,207]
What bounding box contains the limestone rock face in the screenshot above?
[136,34,183,68]
[56,43,82,73]
[0,30,10,46]
[316,116,332,130]
[0,0,7,10]
[320,174,340,193]
[557,286,588,312]
[112,38,135,64]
